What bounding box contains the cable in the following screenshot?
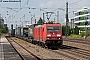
[63,0,83,8]
[69,0,82,5]
[1,0,87,24]
[12,0,31,20]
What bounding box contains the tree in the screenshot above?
[62,26,66,35]
[74,26,79,35]
[0,24,8,34]
[62,26,71,36]
[47,21,54,24]
[37,17,44,24]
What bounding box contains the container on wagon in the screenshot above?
[16,27,21,36]
[20,27,28,37]
[28,24,39,39]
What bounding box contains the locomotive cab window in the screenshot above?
[47,26,60,31]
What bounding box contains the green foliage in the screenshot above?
[37,17,44,24]
[1,28,7,33]
[62,26,79,36]
[80,28,84,31]
[80,30,90,37]
[47,21,54,24]
[0,25,8,34]
[62,26,71,35]
[74,26,79,35]
[80,22,84,26]
[62,26,66,35]
[86,30,90,36]
[70,34,81,38]
[70,28,74,34]
[80,17,84,20]
[80,32,85,37]
[80,11,84,15]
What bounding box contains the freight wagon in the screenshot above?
[15,23,62,48]
[28,24,39,39]
[15,27,28,38]
[15,27,21,38]
[9,29,15,37]
[21,27,28,37]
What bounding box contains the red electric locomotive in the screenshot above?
[34,23,62,48]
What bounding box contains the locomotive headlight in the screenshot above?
[47,34,51,37]
[47,38,50,39]
[57,34,61,37]
[59,38,60,39]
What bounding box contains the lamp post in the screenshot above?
[84,15,89,39]
[84,21,88,39]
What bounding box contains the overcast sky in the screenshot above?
[0,0,90,29]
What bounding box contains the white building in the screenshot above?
[74,7,90,31]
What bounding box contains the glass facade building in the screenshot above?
[74,7,90,31]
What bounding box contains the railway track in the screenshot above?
[50,49,79,60]
[63,38,90,44]
[6,36,90,60]
[23,37,90,60]
[17,37,90,60]
[62,39,90,59]
[63,38,90,51]
[60,45,90,60]
[7,36,63,60]
[12,37,80,60]
[6,36,41,60]
[49,45,90,60]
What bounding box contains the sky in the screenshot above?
[0,0,90,29]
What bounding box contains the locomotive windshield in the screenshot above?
[47,26,60,31]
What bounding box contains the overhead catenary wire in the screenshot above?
[0,0,87,25]
[12,0,31,20]
[61,0,83,9]
[10,0,84,19]
[12,0,84,20]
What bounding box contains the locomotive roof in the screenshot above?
[35,25,42,28]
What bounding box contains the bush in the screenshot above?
[1,29,7,33]
[62,26,66,35]
[86,30,90,36]
[74,26,79,35]
[80,30,90,37]
[70,34,81,38]
[62,26,71,36]
[0,26,8,34]
[80,32,85,37]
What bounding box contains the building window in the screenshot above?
[79,11,84,15]
[79,17,85,20]
[84,10,88,14]
[75,12,79,16]
[80,22,84,26]
[88,21,90,25]
[87,15,90,19]
[75,18,79,21]
[88,9,90,13]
